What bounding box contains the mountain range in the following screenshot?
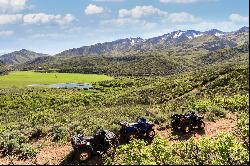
[56,26,248,57]
[0,26,248,65]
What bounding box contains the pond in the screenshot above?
[29,83,93,89]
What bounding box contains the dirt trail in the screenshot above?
[0,138,73,165]
[156,115,236,143]
[0,117,236,165]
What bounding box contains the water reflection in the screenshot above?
[29,83,93,89]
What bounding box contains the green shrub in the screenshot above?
[154,113,167,124]
[205,106,226,121]
[20,144,38,158]
[104,133,249,165]
[215,95,249,112]
[29,126,47,140]
[193,99,213,113]
[3,139,21,154]
[30,111,55,126]
[52,126,68,143]
[236,112,249,149]
[0,132,29,155]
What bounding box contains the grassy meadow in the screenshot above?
[0,71,113,88]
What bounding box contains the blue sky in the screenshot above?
[0,0,249,55]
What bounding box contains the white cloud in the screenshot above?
[116,6,199,25]
[102,6,201,29]
[0,0,27,13]
[118,9,129,18]
[0,14,22,25]
[55,14,76,25]
[168,12,200,23]
[23,13,76,25]
[229,13,249,23]
[159,0,216,3]
[0,30,14,37]
[119,6,168,18]
[0,13,76,26]
[85,4,105,15]
[23,13,59,24]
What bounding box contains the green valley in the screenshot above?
[0,71,113,88]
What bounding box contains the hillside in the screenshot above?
[0,49,49,65]
[13,27,248,77]
[19,42,249,77]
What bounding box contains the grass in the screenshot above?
[0,71,113,88]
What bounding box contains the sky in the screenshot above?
[0,0,249,55]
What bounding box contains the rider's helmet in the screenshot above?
[100,130,106,135]
[139,117,146,123]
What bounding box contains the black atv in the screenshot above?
[171,112,205,133]
[185,111,205,130]
[170,113,184,130]
[71,129,118,162]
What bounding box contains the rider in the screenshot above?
[94,129,106,150]
[137,117,147,134]
[186,111,197,124]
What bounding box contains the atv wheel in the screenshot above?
[146,129,155,139]
[171,120,179,130]
[74,149,92,163]
[105,145,116,156]
[112,138,119,147]
[119,128,126,138]
[126,133,137,142]
[198,122,205,130]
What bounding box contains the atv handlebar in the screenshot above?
[119,121,128,126]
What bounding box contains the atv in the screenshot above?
[119,117,155,142]
[171,111,205,133]
[71,129,118,162]
[185,111,205,130]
